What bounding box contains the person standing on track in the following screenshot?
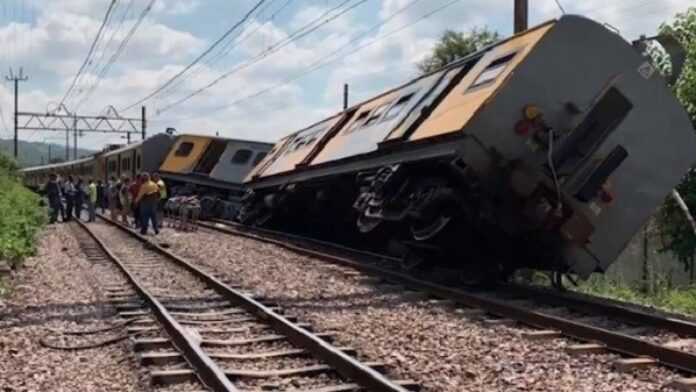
[96,180,106,214]
[74,178,85,221]
[108,177,119,220]
[62,176,76,221]
[135,172,160,235]
[87,178,97,223]
[153,173,167,224]
[119,176,131,225]
[43,173,62,224]
[129,174,143,228]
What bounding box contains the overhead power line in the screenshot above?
[160,0,453,120]
[157,0,369,113]
[59,0,118,109]
[155,0,295,102]
[121,0,267,112]
[75,0,154,111]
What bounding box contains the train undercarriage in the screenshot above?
[239,157,573,284]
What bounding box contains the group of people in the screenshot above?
[43,172,167,236]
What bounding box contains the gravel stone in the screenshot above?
[157,227,686,391]
[0,224,146,391]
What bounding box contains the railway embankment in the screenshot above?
[0,154,45,298]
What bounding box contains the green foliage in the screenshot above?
[656,7,696,268]
[417,28,499,74]
[0,153,19,175]
[578,275,696,316]
[0,152,45,268]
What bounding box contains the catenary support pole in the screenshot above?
[514,0,528,33]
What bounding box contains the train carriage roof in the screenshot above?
[20,156,95,173]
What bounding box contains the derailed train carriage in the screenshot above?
[239,16,696,280]
[21,133,272,218]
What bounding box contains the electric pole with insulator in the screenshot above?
[5,67,29,159]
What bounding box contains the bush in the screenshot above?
[0,154,45,268]
[577,274,696,317]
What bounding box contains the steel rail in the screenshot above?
[199,219,696,374]
[203,219,696,335]
[97,215,411,392]
[75,219,238,392]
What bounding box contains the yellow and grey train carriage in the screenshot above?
[240,15,696,281]
[159,134,272,197]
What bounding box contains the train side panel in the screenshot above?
[208,140,272,185]
[160,135,212,174]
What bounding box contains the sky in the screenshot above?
[0,0,692,150]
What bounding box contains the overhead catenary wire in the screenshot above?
[155,0,295,102]
[157,0,456,122]
[74,0,149,112]
[59,0,118,109]
[121,0,267,112]
[70,0,124,106]
[157,0,371,113]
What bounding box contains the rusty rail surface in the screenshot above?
[200,219,696,375]
[95,215,412,392]
[75,219,238,392]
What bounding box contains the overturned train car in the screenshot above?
[240,16,696,279]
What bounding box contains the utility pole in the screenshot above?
[5,67,29,159]
[65,130,69,160]
[73,114,78,160]
[514,0,528,33]
[141,106,146,140]
[343,84,349,110]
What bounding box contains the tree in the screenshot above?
[417,28,499,74]
[656,7,696,273]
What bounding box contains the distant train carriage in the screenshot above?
[159,134,272,196]
[240,15,696,281]
[103,133,174,180]
[21,156,99,189]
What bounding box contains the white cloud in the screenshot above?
[2,0,694,151]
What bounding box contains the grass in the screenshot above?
[0,153,45,272]
[575,274,696,317]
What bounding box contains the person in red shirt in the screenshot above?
[129,174,143,228]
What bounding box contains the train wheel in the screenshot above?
[356,212,381,233]
[410,215,452,241]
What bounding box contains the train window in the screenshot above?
[231,149,253,165]
[253,152,268,166]
[136,155,141,170]
[468,52,517,89]
[175,142,194,157]
[382,93,415,121]
[344,110,371,134]
[362,103,392,128]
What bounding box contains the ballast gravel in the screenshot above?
[157,226,685,392]
[0,223,147,391]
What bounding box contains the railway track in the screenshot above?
[198,218,696,390]
[73,217,419,392]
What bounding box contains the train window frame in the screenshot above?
[175,142,194,157]
[467,51,518,90]
[253,151,268,166]
[362,102,392,128]
[343,110,372,134]
[231,149,253,165]
[382,93,416,122]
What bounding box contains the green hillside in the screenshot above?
[0,139,97,168]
